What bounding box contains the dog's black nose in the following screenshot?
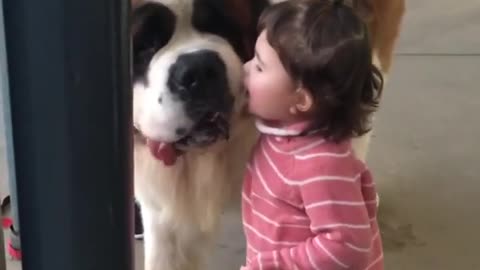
[168,50,227,97]
[167,50,233,121]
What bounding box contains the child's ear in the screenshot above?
[294,87,314,113]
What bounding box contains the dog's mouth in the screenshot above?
[175,111,230,149]
[136,112,230,166]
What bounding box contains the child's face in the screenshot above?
[243,31,299,123]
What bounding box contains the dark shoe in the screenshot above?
[7,224,22,260]
[134,202,144,240]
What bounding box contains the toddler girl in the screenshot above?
[241,0,384,269]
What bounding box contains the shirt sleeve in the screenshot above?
[247,161,377,270]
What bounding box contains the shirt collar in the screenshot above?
[255,119,314,137]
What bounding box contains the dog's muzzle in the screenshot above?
[135,111,230,166]
[175,111,229,149]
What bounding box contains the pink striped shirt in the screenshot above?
[241,121,383,270]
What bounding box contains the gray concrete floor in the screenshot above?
[1,0,480,269]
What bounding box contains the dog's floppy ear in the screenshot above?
[352,0,374,22]
[131,0,142,7]
[131,3,176,83]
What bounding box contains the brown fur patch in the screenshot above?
[368,0,406,73]
[226,0,263,60]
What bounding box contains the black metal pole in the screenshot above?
[2,0,133,269]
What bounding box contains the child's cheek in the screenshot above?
[247,86,262,112]
[248,82,262,102]
[247,76,268,106]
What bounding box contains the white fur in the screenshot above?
[134,1,253,270]
[352,52,389,162]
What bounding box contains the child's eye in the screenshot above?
[255,64,263,72]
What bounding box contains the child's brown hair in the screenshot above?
[258,0,383,142]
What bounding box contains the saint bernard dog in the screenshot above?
[131,0,405,269]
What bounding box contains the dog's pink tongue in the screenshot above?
[146,140,177,166]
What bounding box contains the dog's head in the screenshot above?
[132,0,268,150]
